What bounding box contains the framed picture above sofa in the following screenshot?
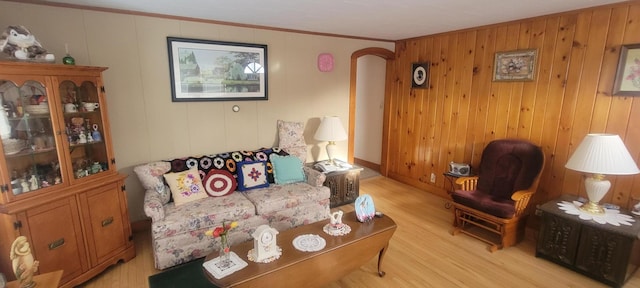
[167,37,268,101]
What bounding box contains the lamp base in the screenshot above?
[326,141,337,165]
[579,201,605,215]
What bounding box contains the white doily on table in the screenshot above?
[247,246,282,263]
[323,223,351,236]
[202,252,247,279]
[292,234,326,252]
[557,201,635,226]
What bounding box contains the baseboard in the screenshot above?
[131,219,151,232]
[353,158,380,171]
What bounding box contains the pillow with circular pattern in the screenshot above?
[202,169,237,197]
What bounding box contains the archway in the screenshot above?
[348,47,394,176]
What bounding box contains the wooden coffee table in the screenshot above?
[203,211,397,287]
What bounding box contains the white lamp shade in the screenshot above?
[565,133,640,175]
[314,116,347,142]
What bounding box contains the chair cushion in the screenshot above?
[476,139,544,199]
[451,189,516,218]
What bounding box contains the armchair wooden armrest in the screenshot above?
[455,176,479,191]
[512,190,534,217]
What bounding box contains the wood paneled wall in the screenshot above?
[386,2,640,210]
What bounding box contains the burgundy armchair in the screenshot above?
[450,139,544,251]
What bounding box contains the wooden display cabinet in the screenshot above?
[0,62,134,287]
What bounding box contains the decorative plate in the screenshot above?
[323,223,351,236]
[355,194,376,222]
[3,139,25,155]
[292,234,326,252]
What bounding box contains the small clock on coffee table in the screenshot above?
[249,225,280,263]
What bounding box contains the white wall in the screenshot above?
[0,2,394,221]
[355,55,386,164]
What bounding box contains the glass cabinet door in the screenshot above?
[0,79,62,197]
[59,79,109,180]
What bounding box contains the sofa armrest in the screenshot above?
[144,189,166,222]
[303,166,326,187]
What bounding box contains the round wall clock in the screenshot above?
[317,53,334,72]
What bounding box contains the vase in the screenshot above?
[218,234,231,267]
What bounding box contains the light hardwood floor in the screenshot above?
[81,176,640,287]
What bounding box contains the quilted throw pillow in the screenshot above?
[237,161,269,191]
[277,120,306,148]
[202,169,237,197]
[270,154,306,184]
[133,161,172,204]
[277,120,308,163]
[163,167,209,206]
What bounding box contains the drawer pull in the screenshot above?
[101,217,114,227]
[48,238,65,250]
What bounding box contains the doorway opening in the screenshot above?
[348,48,394,176]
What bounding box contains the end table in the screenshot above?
[442,172,475,209]
[536,194,640,288]
[311,163,363,208]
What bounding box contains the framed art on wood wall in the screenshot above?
[612,44,640,96]
[411,62,429,88]
[167,37,268,102]
[493,49,537,82]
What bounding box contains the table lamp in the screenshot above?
[565,133,640,214]
[314,116,347,164]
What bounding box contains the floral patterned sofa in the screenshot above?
[134,147,330,269]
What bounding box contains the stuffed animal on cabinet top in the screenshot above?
[0,25,55,62]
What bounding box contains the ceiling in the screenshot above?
[42,0,628,41]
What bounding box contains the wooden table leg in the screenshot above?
[377,243,389,277]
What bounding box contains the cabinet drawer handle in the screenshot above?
[48,238,65,250]
[102,217,114,227]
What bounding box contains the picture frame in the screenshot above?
[411,62,429,88]
[612,44,640,96]
[493,49,537,82]
[167,37,268,102]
